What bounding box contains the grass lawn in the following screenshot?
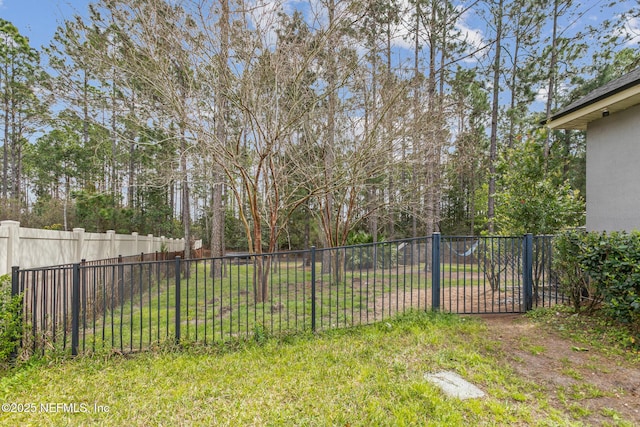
[4,310,630,426]
[24,253,528,358]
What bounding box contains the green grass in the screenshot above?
[79,263,431,352]
[60,261,440,355]
[442,263,480,274]
[1,311,589,426]
[600,408,635,427]
[525,306,640,361]
[26,258,529,358]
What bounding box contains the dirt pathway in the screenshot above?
[478,314,640,425]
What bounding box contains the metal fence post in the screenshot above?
[175,256,181,344]
[11,266,19,297]
[71,263,80,356]
[9,266,21,360]
[310,246,316,332]
[432,233,441,311]
[523,233,534,312]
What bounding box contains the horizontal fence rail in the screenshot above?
[11,234,565,356]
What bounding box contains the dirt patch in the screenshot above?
[369,286,525,316]
[478,314,640,424]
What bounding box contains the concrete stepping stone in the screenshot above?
[425,371,485,400]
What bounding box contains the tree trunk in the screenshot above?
[2,60,9,204]
[411,0,421,241]
[544,0,559,160]
[210,0,230,278]
[181,127,191,271]
[321,0,337,278]
[488,0,504,234]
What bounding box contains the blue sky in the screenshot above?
[0,0,89,49]
[2,0,638,52]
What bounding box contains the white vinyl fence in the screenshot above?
[0,220,184,276]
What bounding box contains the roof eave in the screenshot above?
[547,85,640,130]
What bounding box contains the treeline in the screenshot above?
[1,0,639,255]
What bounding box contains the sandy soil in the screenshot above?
[478,314,640,425]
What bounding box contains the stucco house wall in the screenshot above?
[546,68,640,233]
[586,103,640,231]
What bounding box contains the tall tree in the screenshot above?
[0,19,46,219]
[487,0,504,233]
[211,0,230,265]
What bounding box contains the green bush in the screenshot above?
[0,275,23,366]
[344,232,397,270]
[577,231,640,334]
[553,229,600,311]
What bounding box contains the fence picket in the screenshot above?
[432,233,441,311]
[10,235,564,356]
[71,263,80,356]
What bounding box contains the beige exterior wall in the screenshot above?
[587,103,640,232]
[0,221,184,276]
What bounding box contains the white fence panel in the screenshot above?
[0,221,184,276]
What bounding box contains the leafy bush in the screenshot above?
[0,275,23,366]
[345,231,397,270]
[345,244,397,270]
[553,229,600,311]
[577,231,640,331]
[494,141,584,235]
[346,230,375,246]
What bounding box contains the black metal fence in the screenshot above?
[10,234,563,356]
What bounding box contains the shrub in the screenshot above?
[577,231,640,334]
[0,275,23,366]
[344,232,397,270]
[553,229,600,311]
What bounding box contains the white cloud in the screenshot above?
[0,31,19,49]
[245,0,490,69]
[535,81,570,105]
[454,5,487,63]
[456,23,485,62]
[246,0,285,49]
[381,1,487,62]
[616,16,640,45]
[535,86,548,104]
